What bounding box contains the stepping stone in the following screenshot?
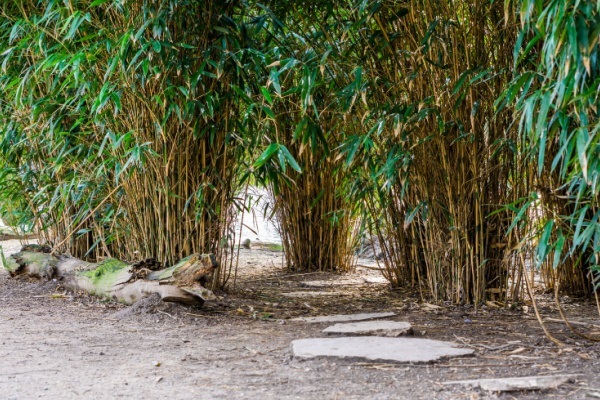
[300,280,359,288]
[323,321,412,337]
[363,276,388,284]
[292,337,474,363]
[443,374,579,392]
[291,312,395,323]
[299,281,338,288]
[281,292,346,298]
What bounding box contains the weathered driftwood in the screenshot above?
[2,246,217,306]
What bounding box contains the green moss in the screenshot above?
[83,258,127,279]
[266,243,284,252]
[19,252,55,265]
[0,246,18,272]
[82,258,129,292]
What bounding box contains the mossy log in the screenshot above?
[2,247,217,306]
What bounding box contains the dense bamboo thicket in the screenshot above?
[0,0,597,302]
[0,0,257,288]
[95,1,246,288]
[251,2,362,272]
[502,0,600,297]
[339,1,523,303]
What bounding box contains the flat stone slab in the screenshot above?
[281,292,346,298]
[443,374,579,392]
[291,312,396,323]
[300,280,359,288]
[292,337,474,363]
[363,276,388,284]
[323,321,412,337]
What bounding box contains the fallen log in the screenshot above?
[1,245,216,306]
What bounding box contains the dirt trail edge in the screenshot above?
[1,239,599,399]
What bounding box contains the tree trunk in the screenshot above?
[2,246,217,306]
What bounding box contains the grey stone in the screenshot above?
[291,312,396,323]
[300,281,336,288]
[323,321,412,337]
[281,292,346,298]
[362,276,388,284]
[241,239,251,249]
[443,374,579,392]
[300,280,351,288]
[292,337,474,363]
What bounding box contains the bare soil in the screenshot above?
[1,239,600,399]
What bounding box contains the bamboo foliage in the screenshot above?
[0,0,597,303]
[339,0,525,304]
[249,3,364,272]
[499,0,600,295]
[0,0,260,288]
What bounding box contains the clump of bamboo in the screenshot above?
[500,0,599,298]
[250,2,362,272]
[349,0,525,304]
[0,0,252,289]
[270,123,358,273]
[102,0,244,288]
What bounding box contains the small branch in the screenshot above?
[545,318,600,329]
[554,281,600,342]
[517,249,564,346]
[157,310,177,320]
[243,271,324,283]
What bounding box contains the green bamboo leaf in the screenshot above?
[279,145,301,173]
[260,86,273,105]
[452,69,473,95]
[404,202,424,229]
[507,196,534,233]
[261,105,275,119]
[573,205,590,246]
[309,189,325,209]
[279,58,300,73]
[576,128,589,181]
[253,143,279,168]
[213,27,231,35]
[552,231,565,269]
[293,118,308,140]
[231,84,252,104]
[269,69,281,96]
[535,93,551,174]
[90,0,111,6]
[277,150,286,173]
[536,219,554,267]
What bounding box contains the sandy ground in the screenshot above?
[1,239,600,399]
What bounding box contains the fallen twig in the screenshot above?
[157,310,177,320]
[244,271,325,283]
[356,264,383,271]
[545,318,600,329]
[517,246,564,346]
[183,311,227,319]
[452,335,523,351]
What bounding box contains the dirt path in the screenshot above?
[1,240,599,399]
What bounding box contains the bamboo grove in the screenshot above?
[0,0,598,303]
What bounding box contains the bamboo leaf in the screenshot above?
[536,219,554,267]
[279,145,301,173]
[90,0,111,6]
[260,86,273,105]
[253,143,279,168]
